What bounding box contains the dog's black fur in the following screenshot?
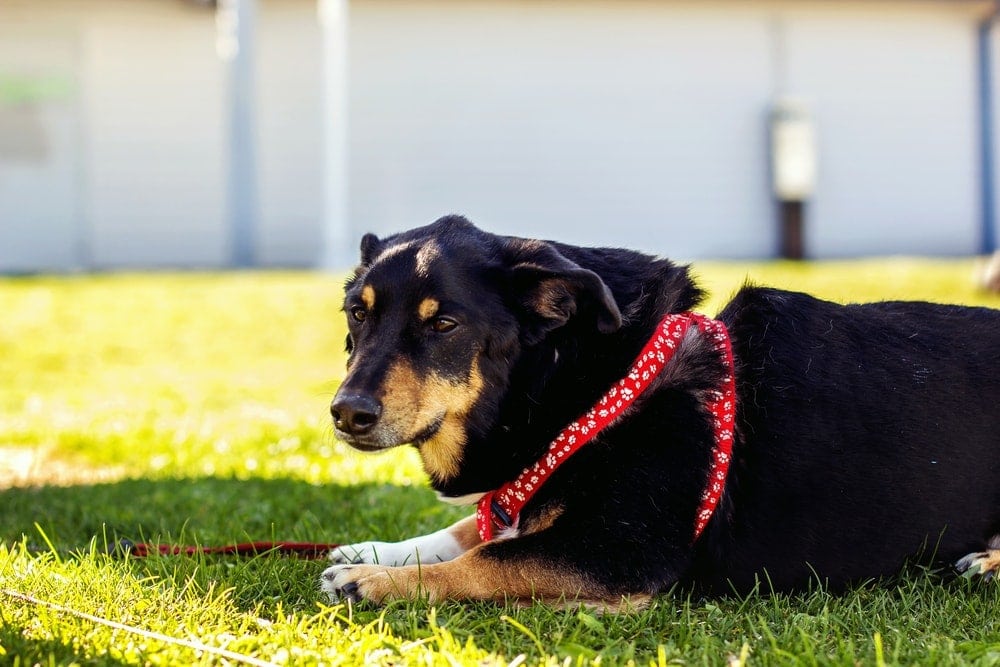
[325,215,1000,604]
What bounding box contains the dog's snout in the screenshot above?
[331,393,383,436]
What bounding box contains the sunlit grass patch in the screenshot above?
[694,257,998,315]
[0,272,427,486]
[1,544,499,666]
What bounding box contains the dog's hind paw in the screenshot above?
[955,549,1000,582]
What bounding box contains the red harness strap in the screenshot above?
[476,312,737,542]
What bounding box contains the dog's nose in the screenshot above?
[330,394,382,436]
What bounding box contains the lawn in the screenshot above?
[1,260,999,666]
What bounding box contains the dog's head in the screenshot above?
[330,215,622,485]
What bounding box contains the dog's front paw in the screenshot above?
[329,542,378,565]
[321,563,403,604]
[329,541,412,566]
[330,535,458,566]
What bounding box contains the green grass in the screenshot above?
[1,261,999,666]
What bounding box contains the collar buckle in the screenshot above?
[490,499,513,530]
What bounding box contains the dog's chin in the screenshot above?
[335,417,443,452]
[334,431,397,453]
[344,440,390,453]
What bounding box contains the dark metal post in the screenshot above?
[779,201,804,260]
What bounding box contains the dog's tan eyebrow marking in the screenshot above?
[415,240,441,277]
[418,298,440,320]
[361,285,376,310]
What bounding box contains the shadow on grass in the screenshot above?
[0,476,464,548]
[1,476,468,614]
[0,625,132,666]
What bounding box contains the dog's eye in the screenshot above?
[430,317,458,334]
[350,306,368,323]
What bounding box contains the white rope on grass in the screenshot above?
[1,588,280,667]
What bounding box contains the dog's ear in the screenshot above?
[502,239,622,343]
[359,233,381,265]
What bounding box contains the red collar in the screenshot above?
[476,312,737,543]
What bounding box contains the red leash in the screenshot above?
[120,540,339,559]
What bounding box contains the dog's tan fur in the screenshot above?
[381,356,485,483]
[360,285,376,310]
[325,544,640,608]
[418,297,440,321]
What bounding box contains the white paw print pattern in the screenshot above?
[691,315,737,540]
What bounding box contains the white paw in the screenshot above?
[329,541,416,566]
[329,530,464,567]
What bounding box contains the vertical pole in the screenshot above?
[218,0,258,268]
[979,9,998,255]
[779,201,804,260]
[73,32,93,270]
[770,98,815,260]
[319,0,350,270]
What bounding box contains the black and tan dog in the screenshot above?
[321,215,1000,608]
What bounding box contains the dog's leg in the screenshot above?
[321,534,646,609]
[328,514,479,566]
[956,535,1000,581]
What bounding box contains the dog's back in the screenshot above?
[693,287,1000,591]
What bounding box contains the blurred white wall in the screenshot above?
[348,1,987,260]
[83,1,228,268]
[0,0,322,270]
[349,1,776,259]
[0,0,995,271]
[781,3,980,257]
[0,4,85,271]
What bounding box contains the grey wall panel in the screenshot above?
[257,0,324,267]
[781,3,980,257]
[83,2,227,268]
[348,1,776,260]
[0,16,84,272]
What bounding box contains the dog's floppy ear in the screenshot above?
[502,239,622,343]
[359,233,381,265]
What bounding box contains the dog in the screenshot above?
[321,215,1000,608]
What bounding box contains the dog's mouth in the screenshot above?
[333,426,393,452]
[336,414,445,452]
[342,440,385,453]
[410,415,444,446]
